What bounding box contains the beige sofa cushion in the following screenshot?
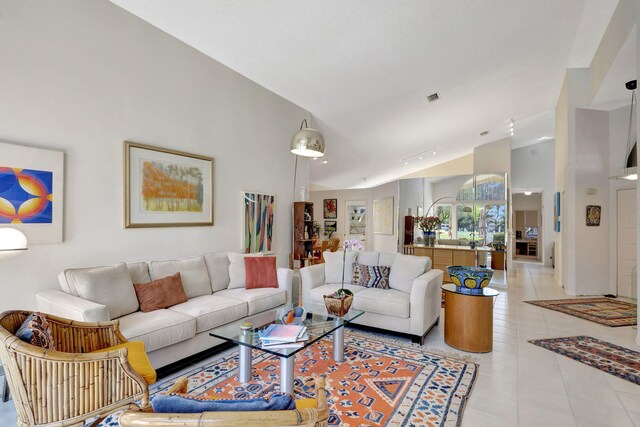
[378,252,397,267]
[168,294,248,333]
[389,254,429,294]
[352,288,410,318]
[203,252,231,292]
[60,262,139,319]
[356,252,379,266]
[324,251,358,284]
[216,288,286,315]
[149,256,211,299]
[118,309,196,352]
[227,252,264,289]
[127,262,151,284]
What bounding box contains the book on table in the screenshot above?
[258,324,307,343]
[261,334,309,349]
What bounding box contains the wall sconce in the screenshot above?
[0,228,28,260]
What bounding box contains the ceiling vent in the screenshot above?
[480,130,489,136]
[426,93,439,102]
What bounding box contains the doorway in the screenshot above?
[617,188,637,298]
[512,193,542,262]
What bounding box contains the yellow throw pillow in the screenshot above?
[295,398,317,410]
[92,341,156,385]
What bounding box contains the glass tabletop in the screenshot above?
[210,304,365,358]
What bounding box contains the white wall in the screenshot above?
[0,1,310,312]
[372,181,400,252]
[511,141,555,266]
[574,108,611,295]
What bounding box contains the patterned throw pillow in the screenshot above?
[15,312,55,349]
[352,263,391,289]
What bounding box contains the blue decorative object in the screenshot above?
[447,266,493,294]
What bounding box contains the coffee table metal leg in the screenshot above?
[333,326,344,362]
[280,356,294,394]
[238,344,252,383]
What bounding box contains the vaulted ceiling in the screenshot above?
[111,0,619,189]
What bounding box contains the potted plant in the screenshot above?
[414,216,441,246]
[324,239,364,316]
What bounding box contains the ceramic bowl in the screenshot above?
[280,306,306,325]
[447,266,493,294]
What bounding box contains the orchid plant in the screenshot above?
[332,239,364,298]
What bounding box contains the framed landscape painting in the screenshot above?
[0,141,64,244]
[323,198,337,219]
[243,191,275,253]
[125,141,213,228]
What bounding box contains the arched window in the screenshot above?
[454,174,507,243]
[456,174,506,202]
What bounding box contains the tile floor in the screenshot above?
[1,262,638,426]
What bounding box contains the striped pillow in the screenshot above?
[352,263,391,289]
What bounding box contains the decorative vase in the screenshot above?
[424,230,436,247]
[323,293,354,317]
[447,266,493,294]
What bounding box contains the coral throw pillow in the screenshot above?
[245,256,278,289]
[15,312,55,349]
[134,272,188,312]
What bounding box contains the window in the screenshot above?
[455,174,506,243]
[435,204,452,239]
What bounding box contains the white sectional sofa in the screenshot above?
[35,252,292,368]
[300,251,442,344]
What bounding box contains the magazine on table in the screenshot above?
[258,324,307,343]
[261,334,309,348]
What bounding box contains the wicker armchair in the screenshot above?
[119,376,329,427]
[0,310,149,427]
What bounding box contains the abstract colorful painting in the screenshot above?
[0,141,64,244]
[323,198,337,218]
[125,141,213,228]
[243,192,275,253]
[0,167,53,223]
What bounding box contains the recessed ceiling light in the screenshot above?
[432,150,436,156]
[404,161,408,165]
[312,157,318,160]
[322,160,328,164]
[419,156,423,160]
[524,191,532,196]
[510,131,514,136]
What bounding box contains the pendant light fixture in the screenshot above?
[612,80,637,180]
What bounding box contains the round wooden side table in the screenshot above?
[442,283,499,353]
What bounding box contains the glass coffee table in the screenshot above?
[210,304,364,394]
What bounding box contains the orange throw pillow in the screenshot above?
[245,256,278,289]
[134,272,188,312]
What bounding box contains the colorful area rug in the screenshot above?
[524,297,637,327]
[101,331,477,427]
[529,336,640,385]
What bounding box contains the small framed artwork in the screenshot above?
[125,141,214,228]
[586,205,601,226]
[0,141,64,244]
[243,192,275,253]
[324,220,337,236]
[324,198,337,219]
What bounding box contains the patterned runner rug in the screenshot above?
[104,331,477,427]
[524,297,637,327]
[529,336,640,385]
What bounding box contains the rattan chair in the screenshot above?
[119,376,329,427]
[0,310,149,427]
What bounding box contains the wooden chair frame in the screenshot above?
[0,310,149,427]
[119,376,329,427]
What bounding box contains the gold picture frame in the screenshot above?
[124,141,214,228]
